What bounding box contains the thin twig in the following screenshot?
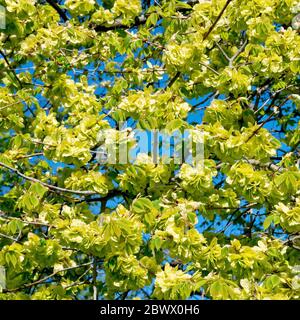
[0,232,19,243]
[203,0,233,41]
[167,0,232,88]
[215,41,231,61]
[245,111,276,143]
[0,50,23,89]
[199,61,220,75]
[229,38,248,68]
[0,161,98,196]
[3,262,94,292]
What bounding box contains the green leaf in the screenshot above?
[132,198,154,214]
[264,275,281,290]
[29,183,48,198]
[263,215,274,230]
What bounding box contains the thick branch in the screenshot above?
[246,159,284,173]
[92,258,98,300]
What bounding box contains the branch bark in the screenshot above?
[92,258,98,300]
[46,0,68,22]
[245,159,284,173]
[203,0,233,41]
[0,161,98,195]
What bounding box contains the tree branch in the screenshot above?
[245,159,284,173]
[0,161,98,196]
[0,212,51,227]
[92,257,98,300]
[245,111,276,143]
[229,38,248,68]
[3,261,94,293]
[46,0,68,22]
[0,232,19,243]
[203,0,233,41]
[93,0,199,32]
[167,0,232,87]
[0,50,23,89]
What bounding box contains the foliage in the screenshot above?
[0,0,299,300]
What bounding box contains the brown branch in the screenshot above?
[167,71,181,88]
[0,50,23,89]
[220,205,254,233]
[245,111,276,143]
[203,0,233,41]
[46,0,68,22]
[0,50,36,116]
[247,96,290,142]
[92,258,98,300]
[76,190,125,204]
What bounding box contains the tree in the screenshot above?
[0,0,299,300]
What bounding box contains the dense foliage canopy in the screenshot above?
[0,0,300,300]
